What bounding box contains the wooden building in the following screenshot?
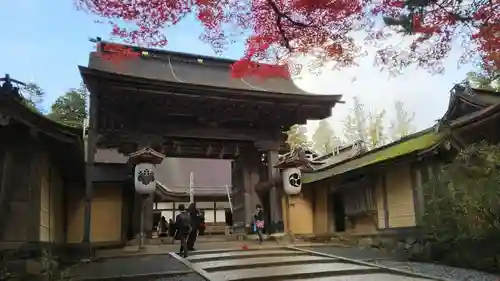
[79,41,341,243]
[270,85,500,236]
[0,77,84,249]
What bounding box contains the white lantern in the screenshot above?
[282,167,302,195]
[134,163,156,195]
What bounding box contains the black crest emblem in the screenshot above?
[288,173,301,188]
[137,169,155,185]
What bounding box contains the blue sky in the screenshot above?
[0,0,475,136]
[0,0,245,111]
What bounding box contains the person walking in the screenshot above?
[187,203,200,251]
[157,216,168,237]
[253,204,265,244]
[174,204,191,258]
[167,218,175,237]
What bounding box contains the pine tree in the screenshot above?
[48,83,88,127]
[21,83,45,113]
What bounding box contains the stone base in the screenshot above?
[0,242,61,280]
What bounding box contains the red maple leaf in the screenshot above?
[77,0,499,77]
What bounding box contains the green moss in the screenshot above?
[303,132,443,184]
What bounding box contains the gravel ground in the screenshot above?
[303,246,396,261]
[302,246,500,281]
[371,260,499,281]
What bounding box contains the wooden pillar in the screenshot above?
[267,150,282,232]
[242,160,260,232]
[83,91,98,243]
[232,150,260,233]
[144,195,154,237]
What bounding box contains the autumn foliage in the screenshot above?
[370,0,500,74]
[78,0,499,77]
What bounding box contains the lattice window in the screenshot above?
[343,184,376,216]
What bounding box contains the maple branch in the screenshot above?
[266,0,315,50]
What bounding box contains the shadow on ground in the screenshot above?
[63,254,194,280]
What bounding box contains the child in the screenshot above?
[253,204,264,244]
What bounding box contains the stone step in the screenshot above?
[197,255,336,271]
[187,249,306,262]
[206,262,379,281]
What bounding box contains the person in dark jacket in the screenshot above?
[174,204,191,258]
[167,218,175,237]
[198,211,206,236]
[253,204,265,244]
[187,203,199,251]
[157,216,168,237]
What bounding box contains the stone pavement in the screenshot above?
[62,254,193,280]
[65,242,496,281]
[178,246,441,281]
[95,241,285,259]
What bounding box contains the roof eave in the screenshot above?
[79,66,342,106]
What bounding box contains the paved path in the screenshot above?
[173,246,443,281]
[66,243,499,281]
[63,254,194,280]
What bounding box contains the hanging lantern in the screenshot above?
[134,163,156,194]
[128,147,166,195]
[282,167,302,195]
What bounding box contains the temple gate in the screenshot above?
[80,41,340,242]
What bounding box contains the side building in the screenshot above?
[262,85,500,237]
[0,77,85,270]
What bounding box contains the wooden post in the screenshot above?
[267,150,281,232]
[83,91,98,244]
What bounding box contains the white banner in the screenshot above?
[282,167,302,195]
[134,163,156,195]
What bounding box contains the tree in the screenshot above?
[48,83,88,127]
[468,72,500,92]
[423,142,500,271]
[372,0,499,75]
[312,119,342,155]
[367,109,387,149]
[343,97,368,145]
[78,0,498,77]
[285,124,310,150]
[21,83,45,113]
[389,100,416,141]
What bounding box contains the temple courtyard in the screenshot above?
[63,240,499,281]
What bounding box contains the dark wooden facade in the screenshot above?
[80,41,341,238]
[0,78,84,248]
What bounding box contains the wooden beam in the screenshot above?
[99,96,311,128]
[98,125,279,142]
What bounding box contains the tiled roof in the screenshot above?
[303,130,443,183]
[86,41,331,96]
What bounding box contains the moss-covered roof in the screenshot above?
[303,131,443,183]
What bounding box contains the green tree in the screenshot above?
[285,124,310,150]
[343,97,368,145]
[21,83,45,113]
[367,109,387,149]
[48,83,88,127]
[467,72,500,91]
[389,100,416,141]
[312,119,342,155]
[423,142,500,271]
